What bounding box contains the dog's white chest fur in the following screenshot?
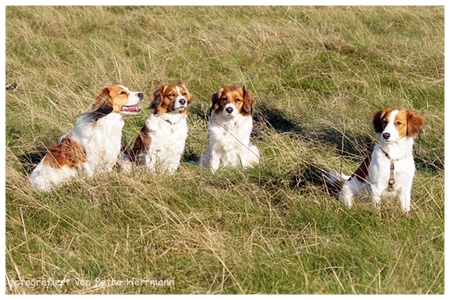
[200,112,259,171]
[144,113,188,173]
[75,113,124,173]
[209,114,252,151]
[339,137,416,212]
[366,142,416,196]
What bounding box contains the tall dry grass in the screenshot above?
[5,6,444,294]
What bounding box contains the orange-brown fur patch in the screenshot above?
[151,83,192,114]
[391,110,409,139]
[211,86,256,116]
[128,125,152,162]
[42,137,86,168]
[351,155,371,183]
[406,111,426,137]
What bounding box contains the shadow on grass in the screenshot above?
[18,148,47,175]
[288,160,342,197]
[253,101,374,159]
[189,98,373,160]
[252,101,359,194]
[253,101,443,193]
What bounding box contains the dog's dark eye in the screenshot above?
[235,98,241,102]
[221,98,227,102]
[119,91,127,95]
[396,121,402,126]
[182,92,187,96]
[168,93,175,97]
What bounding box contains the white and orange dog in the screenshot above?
[328,108,425,212]
[29,85,143,191]
[127,83,192,173]
[200,86,260,171]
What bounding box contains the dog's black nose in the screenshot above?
[137,93,144,100]
[383,132,391,140]
[225,107,233,114]
[179,98,186,105]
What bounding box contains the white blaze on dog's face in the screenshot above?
[373,108,425,143]
[173,85,189,111]
[211,86,256,118]
[381,109,402,143]
[150,83,192,114]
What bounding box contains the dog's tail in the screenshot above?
[323,169,349,196]
[325,169,350,187]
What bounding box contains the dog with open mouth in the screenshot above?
[30,84,143,191]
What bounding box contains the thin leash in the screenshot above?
[338,107,346,177]
[338,108,348,178]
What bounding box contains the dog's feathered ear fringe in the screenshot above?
[407,110,425,137]
[372,109,388,134]
[210,87,224,115]
[151,85,173,114]
[242,85,256,116]
[92,87,113,114]
[150,86,162,109]
[85,87,113,121]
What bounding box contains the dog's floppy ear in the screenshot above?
[150,85,167,110]
[91,86,113,115]
[210,87,224,114]
[407,110,425,137]
[242,86,256,116]
[372,108,392,133]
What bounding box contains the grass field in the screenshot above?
[5,6,444,294]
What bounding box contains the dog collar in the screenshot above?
[156,115,173,125]
[157,115,178,134]
[380,147,397,192]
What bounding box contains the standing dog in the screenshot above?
[200,86,260,171]
[30,85,143,191]
[327,108,425,212]
[127,83,192,173]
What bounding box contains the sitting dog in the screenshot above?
[327,108,425,212]
[199,85,260,171]
[127,83,192,173]
[30,85,143,191]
